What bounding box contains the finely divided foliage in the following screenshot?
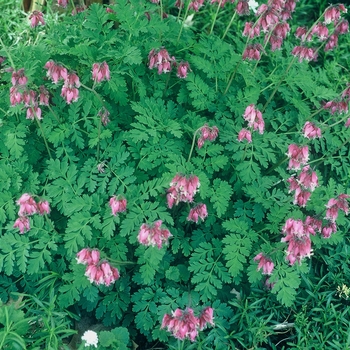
[0,0,349,348]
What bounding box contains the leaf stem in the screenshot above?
[209,0,223,35]
[0,36,16,69]
[177,0,191,43]
[222,10,236,40]
[36,118,52,159]
[187,128,201,162]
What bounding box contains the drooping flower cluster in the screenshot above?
[325,194,349,222]
[29,11,45,28]
[322,83,350,121]
[303,121,322,139]
[148,48,190,78]
[287,165,318,207]
[242,0,295,54]
[76,248,120,287]
[44,61,80,104]
[187,203,208,223]
[281,218,315,265]
[9,68,44,120]
[98,107,111,126]
[109,196,127,216]
[197,124,219,149]
[138,220,172,249]
[161,307,214,341]
[167,174,200,208]
[57,0,68,7]
[13,193,50,234]
[92,62,110,83]
[254,253,274,275]
[238,104,264,143]
[292,4,348,62]
[286,144,309,170]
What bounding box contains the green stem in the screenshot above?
[47,104,61,123]
[177,0,191,43]
[224,61,241,94]
[0,36,15,69]
[261,56,296,113]
[209,0,223,35]
[36,118,52,159]
[187,128,201,162]
[222,10,236,40]
[160,0,164,21]
[70,0,76,13]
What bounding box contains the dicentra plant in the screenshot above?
[0,0,349,348]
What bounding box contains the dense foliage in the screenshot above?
[0,0,349,348]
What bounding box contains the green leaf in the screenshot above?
[209,179,233,217]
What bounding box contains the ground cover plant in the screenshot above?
[0,0,349,348]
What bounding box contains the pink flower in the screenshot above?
[243,22,260,38]
[148,48,175,74]
[293,187,311,207]
[167,174,200,208]
[243,44,264,60]
[37,201,50,215]
[39,86,50,106]
[177,61,191,79]
[325,194,349,221]
[324,33,339,51]
[61,86,79,104]
[322,221,337,238]
[324,5,346,25]
[291,46,318,62]
[76,248,100,265]
[10,87,23,106]
[335,19,349,35]
[243,104,264,134]
[197,124,219,148]
[198,307,214,330]
[187,203,208,223]
[44,61,68,84]
[109,196,127,216]
[303,121,321,139]
[57,0,68,7]
[188,0,204,11]
[254,253,274,275]
[236,0,250,15]
[17,193,38,216]
[287,144,309,170]
[305,216,322,233]
[237,128,252,142]
[92,62,110,83]
[100,261,120,286]
[29,11,45,27]
[98,107,110,126]
[298,166,318,191]
[26,105,42,120]
[11,69,28,86]
[282,218,313,265]
[138,220,172,249]
[161,308,200,341]
[13,216,30,234]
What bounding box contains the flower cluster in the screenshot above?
[293,4,348,62]
[98,107,111,126]
[138,220,172,249]
[109,196,127,216]
[44,61,80,104]
[197,124,219,149]
[9,69,44,120]
[238,104,264,142]
[242,0,295,53]
[325,194,349,222]
[303,121,321,139]
[161,307,214,341]
[29,11,45,28]
[287,165,318,207]
[13,193,50,234]
[281,218,315,265]
[254,253,274,275]
[76,248,120,287]
[92,62,110,83]
[286,144,309,170]
[167,174,200,208]
[148,48,190,78]
[323,83,350,121]
[187,203,208,223]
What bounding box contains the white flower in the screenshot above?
[248,0,259,13]
[82,330,99,348]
